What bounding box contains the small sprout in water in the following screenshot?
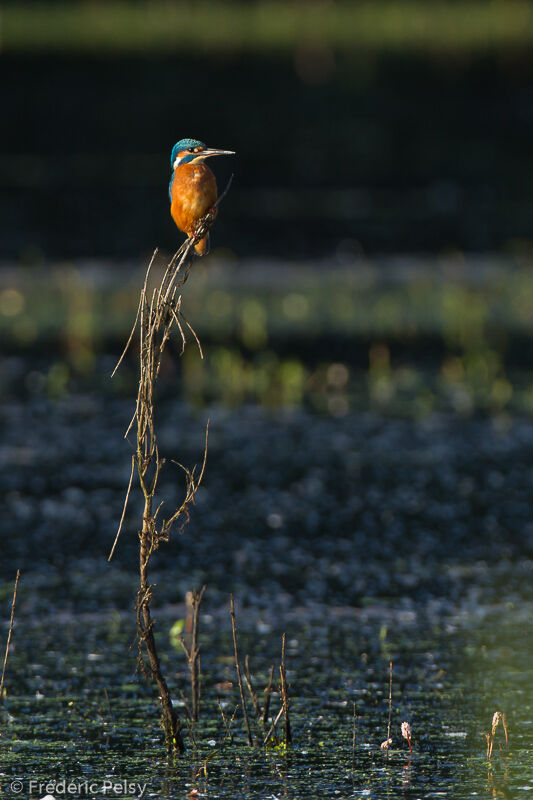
[381,738,393,750]
[401,721,412,753]
[502,712,508,744]
[486,710,507,758]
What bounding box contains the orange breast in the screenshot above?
[170,162,218,236]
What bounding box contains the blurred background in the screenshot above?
[2,0,533,259]
[0,0,533,410]
[2,5,533,790]
[1,0,533,604]
[1,0,533,413]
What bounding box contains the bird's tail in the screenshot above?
[194,233,210,257]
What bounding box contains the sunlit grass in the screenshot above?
[2,256,533,414]
[3,257,533,346]
[1,1,533,54]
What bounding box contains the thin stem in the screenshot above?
[180,586,206,722]
[108,454,135,561]
[352,701,357,771]
[387,660,393,754]
[262,664,275,725]
[230,595,253,746]
[111,248,157,377]
[264,706,284,746]
[243,655,261,718]
[280,633,292,746]
[0,570,21,702]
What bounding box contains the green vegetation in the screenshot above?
[3,257,533,347]
[2,256,533,415]
[2,1,533,54]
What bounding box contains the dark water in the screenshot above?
[1,250,533,796]
[2,394,533,606]
[1,597,531,798]
[1,387,532,797]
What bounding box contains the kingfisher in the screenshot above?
[169,138,235,256]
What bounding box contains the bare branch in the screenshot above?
[180,311,204,360]
[108,454,135,561]
[112,248,158,377]
[215,173,234,207]
[113,185,231,754]
[230,595,253,746]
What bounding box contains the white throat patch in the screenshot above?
[173,154,207,169]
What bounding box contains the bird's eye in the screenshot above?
[191,147,202,153]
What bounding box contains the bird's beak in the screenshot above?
[201,148,235,158]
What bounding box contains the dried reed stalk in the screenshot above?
[262,664,275,725]
[244,655,261,718]
[0,570,20,702]
[110,193,230,754]
[487,710,507,758]
[387,660,393,746]
[180,586,206,722]
[280,632,292,745]
[352,701,357,769]
[217,699,238,744]
[264,706,284,745]
[230,594,253,745]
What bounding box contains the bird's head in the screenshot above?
[171,138,235,169]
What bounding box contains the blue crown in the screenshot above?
[170,138,206,166]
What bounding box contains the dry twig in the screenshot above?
[110,191,230,753]
[387,660,393,749]
[487,710,507,758]
[244,655,261,718]
[262,664,275,725]
[0,570,20,702]
[230,595,253,746]
[502,712,509,745]
[180,586,206,722]
[352,701,357,769]
[217,700,238,743]
[264,706,284,746]
[280,633,292,746]
[108,454,135,562]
